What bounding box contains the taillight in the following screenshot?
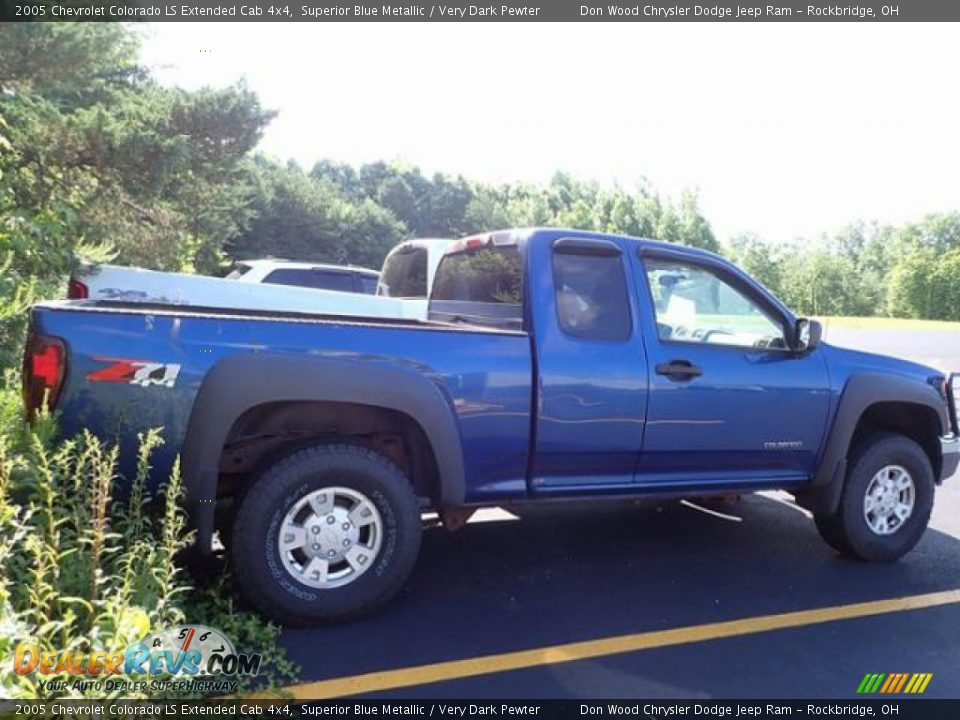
[22,335,67,419]
[67,279,89,299]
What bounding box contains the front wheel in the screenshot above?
[814,433,934,562]
[232,443,422,625]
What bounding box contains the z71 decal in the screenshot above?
[87,359,182,388]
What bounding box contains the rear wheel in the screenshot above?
[232,443,422,625]
[813,433,934,562]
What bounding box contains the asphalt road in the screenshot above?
[279,327,960,700]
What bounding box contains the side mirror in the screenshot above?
[793,318,822,353]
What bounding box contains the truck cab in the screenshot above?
[518,231,829,493]
[428,228,956,506]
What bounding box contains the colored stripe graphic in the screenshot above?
[881,673,904,693]
[858,672,932,694]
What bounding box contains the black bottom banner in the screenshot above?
[1,700,959,720]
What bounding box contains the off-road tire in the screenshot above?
[813,512,854,555]
[813,433,934,562]
[232,443,422,625]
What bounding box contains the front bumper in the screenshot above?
[941,373,960,480]
[941,434,960,480]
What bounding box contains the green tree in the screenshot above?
[928,249,960,320]
[727,232,785,296]
[1,24,274,275]
[463,186,514,232]
[228,158,405,268]
[601,189,656,238]
[376,175,418,231]
[0,23,140,104]
[675,191,719,252]
[310,159,364,201]
[499,184,552,226]
[885,214,960,320]
[419,174,472,237]
[778,246,860,317]
[889,247,939,319]
[897,212,960,254]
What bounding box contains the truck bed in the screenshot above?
[31,300,533,503]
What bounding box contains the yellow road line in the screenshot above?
[289,588,960,699]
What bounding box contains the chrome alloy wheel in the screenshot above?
[277,486,383,589]
[863,465,915,536]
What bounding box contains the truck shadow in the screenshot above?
[279,493,960,694]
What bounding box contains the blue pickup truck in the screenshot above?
[23,228,960,624]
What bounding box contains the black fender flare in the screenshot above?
[180,353,466,551]
[796,372,948,514]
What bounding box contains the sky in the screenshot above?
[140,22,960,244]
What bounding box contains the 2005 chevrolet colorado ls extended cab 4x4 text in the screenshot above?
[23,228,960,623]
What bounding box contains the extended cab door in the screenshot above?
[633,247,831,486]
[529,236,649,490]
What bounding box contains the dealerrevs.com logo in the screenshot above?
[13,625,261,694]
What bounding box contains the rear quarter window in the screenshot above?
[432,246,522,304]
[429,245,524,331]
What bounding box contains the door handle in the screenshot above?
[655,359,703,381]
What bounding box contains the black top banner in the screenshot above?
[3,700,960,719]
[1,0,957,22]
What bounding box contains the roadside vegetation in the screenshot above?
[0,28,298,697]
[0,20,958,695]
[0,382,299,698]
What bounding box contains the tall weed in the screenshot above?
[0,385,298,698]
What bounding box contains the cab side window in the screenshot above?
[263,268,355,293]
[552,247,631,341]
[643,258,787,349]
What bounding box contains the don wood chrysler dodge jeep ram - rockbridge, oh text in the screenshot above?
[22,228,960,624]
